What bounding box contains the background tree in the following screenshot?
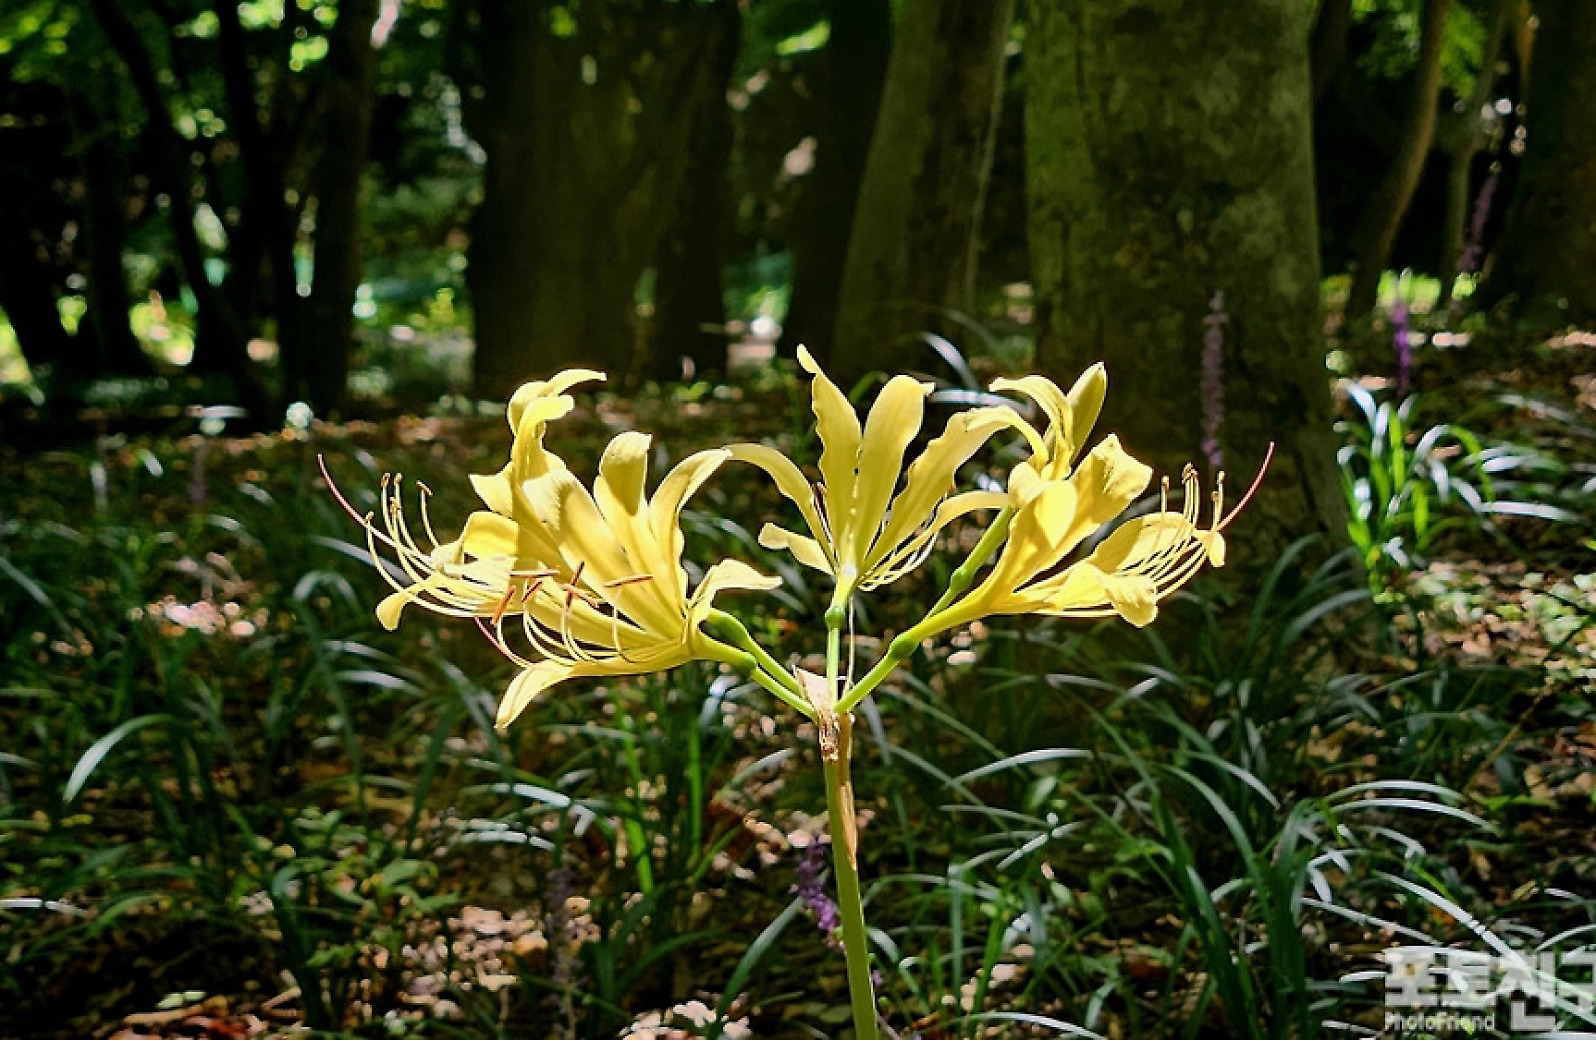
[1434,0,1515,309]
[0,7,148,393]
[1481,0,1596,320]
[775,0,892,365]
[828,0,1014,386]
[1344,0,1455,318]
[1025,0,1345,566]
[461,0,725,400]
[644,1,742,382]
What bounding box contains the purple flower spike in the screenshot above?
[792,840,842,948]
[1200,291,1227,472]
[1392,297,1412,399]
[1458,169,1498,276]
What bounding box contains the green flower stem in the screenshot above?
[745,663,811,714]
[824,618,878,1040]
[838,507,1013,714]
[925,505,1013,618]
[707,610,804,698]
[823,713,878,1040]
[701,631,812,717]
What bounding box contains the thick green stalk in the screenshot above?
[823,619,878,1040]
[823,713,877,1040]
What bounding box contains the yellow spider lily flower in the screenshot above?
[340,372,778,730]
[732,346,1029,603]
[990,362,1107,481]
[927,437,1227,632]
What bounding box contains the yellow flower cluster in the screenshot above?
[341,353,1234,728]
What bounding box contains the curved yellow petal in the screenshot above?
[522,469,678,634]
[992,363,1107,475]
[1036,563,1159,627]
[595,431,690,622]
[867,490,1007,587]
[648,448,731,602]
[979,479,1079,601]
[726,443,832,566]
[797,346,861,542]
[509,394,583,483]
[495,660,578,730]
[1065,435,1153,538]
[469,465,514,516]
[1202,530,1227,567]
[506,369,604,432]
[847,374,931,564]
[865,406,1027,572]
[377,589,412,630]
[758,523,833,574]
[454,510,520,561]
[1085,512,1192,571]
[1064,364,1107,459]
[689,559,783,628]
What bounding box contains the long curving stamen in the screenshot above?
[1219,441,1273,531]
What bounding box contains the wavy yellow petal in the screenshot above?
[470,464,514,516]
[1065,435,1152,539]
[648,449,730,602]
[758,523,833,574]
[495,661,578,730]
[1036,563,1158,626]
[847,375,931,564]
[866,406,1024,572]
[981,479,1078,599]
[454,510,520,561]
[868,490,1007,586]
[797,346,861,541]
[521,470,677,634]
[506,369,604,432]
[727,443,832,566]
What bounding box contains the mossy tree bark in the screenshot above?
[829,0,1014,387]
[1480,0,1596,322]
[465,2,709,400]
[1025,0,1345,571]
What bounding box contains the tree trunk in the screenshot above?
[88,0,264,411]
[776,0,892,364]
[1311,0,1353,102]
[1480,0,1596,321]
[1436,0,1514,309]
[1026,0,1345,571]
[466,2,708,399]
[1345,0,1455,319]
[645,0,740,383]
[829,0,1014,386]
[299,0,379,416]
[70,92,149,377]
[0,218,73,376]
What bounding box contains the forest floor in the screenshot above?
[1,327,1593,1039]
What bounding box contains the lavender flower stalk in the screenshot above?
[1458,168,1498,276]
[1392,296,1412,399]
[1201,291,1227,472]
[792,840,841,948]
